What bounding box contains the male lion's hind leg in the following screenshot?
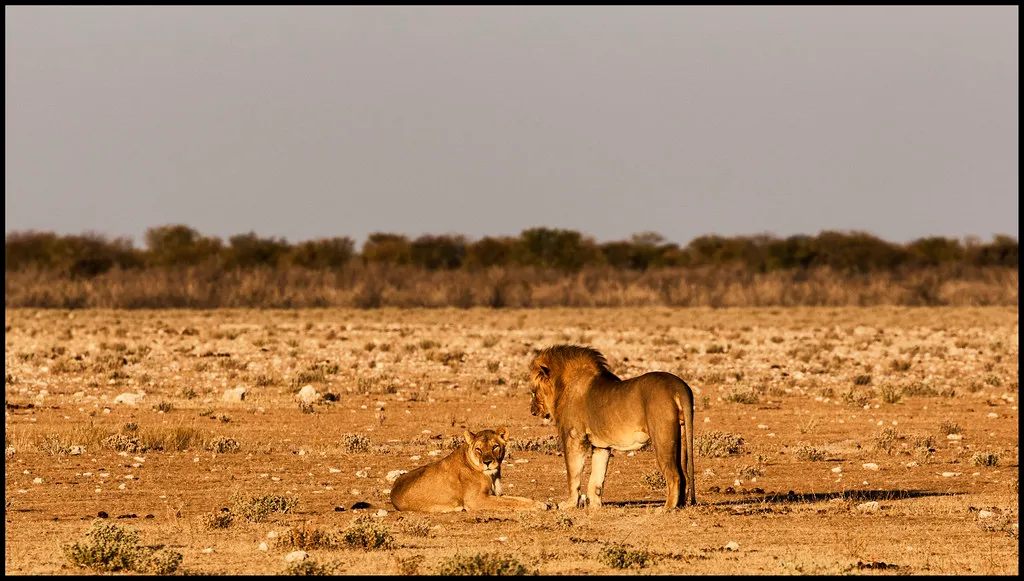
[558,443,588,510]
[586,447,611,510]
[650,417,685,510]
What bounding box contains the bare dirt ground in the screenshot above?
[4,306,1018,575]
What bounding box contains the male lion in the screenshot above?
[390,427,549,513]
[529,345,696,510]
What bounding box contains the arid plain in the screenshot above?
[4,307,1018,575]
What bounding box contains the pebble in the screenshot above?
[724,541,740,551]
[862,463,879,471]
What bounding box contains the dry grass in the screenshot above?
[3,306,1019,575]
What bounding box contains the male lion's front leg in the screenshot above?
[586,447,611,509]
[558,439,588,510]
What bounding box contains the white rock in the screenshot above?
[978,510,995,519]
[856,501,880,513]
[69,446,86,455]
[266,531,278,539]
[355,470,368,478]
[939,472,961,477]
[113,392,145,406]
[757,424,769,429]
[724,541,740,551]
[222,387,247,402]
[373,509,388,518]
[987,412,998,419]
[202,548,214,554]
[906,461,919,468]
[410,455,421,461]
[296,385,319,405]
[946,434,963,440]
[385,470,408,483]
[862,463,880,471]
[831,467,842,473]
[32,477,43,484]
[329,468,341,473]
[257,542,269,551]
[284,551,308,563]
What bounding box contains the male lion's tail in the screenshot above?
[673,379,697,506]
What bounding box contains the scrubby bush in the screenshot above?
[694,431,744,457]
[62,520,181,574]
[597,545,654,569]
[436,552,534,575]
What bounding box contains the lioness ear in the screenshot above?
[539,365,550,378]
[496,426,508,440]
[463,430,475,445]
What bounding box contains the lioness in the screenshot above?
[390,427,549,513]
[529,345,696,510]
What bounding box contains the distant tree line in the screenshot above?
[4,224,1018,278]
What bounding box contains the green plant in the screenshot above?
[436,552,534,575]
[597,544,654,569]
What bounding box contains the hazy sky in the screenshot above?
[5,6,1018,247]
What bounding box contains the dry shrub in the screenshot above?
[793,444,826,462]
[282,559,340,576]
[340,516,395,550]
[436,552,534,575]
[62,520,182,574]
[231,493,299,523]
[874,427,903,455]
[278,526,340,550]
[722,386,760,404]
[695,431,744,457]
[640,471,666,490]
[598,545,654,569]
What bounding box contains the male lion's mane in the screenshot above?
[532,345,620,421]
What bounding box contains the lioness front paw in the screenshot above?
[535,501,551,511]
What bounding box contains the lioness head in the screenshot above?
[464,427,509,476]
[528,352,556,421]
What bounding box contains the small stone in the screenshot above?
[355,470,368,478]
[258,542,269,551]
[906,461,919,468]
[386,470,407,483]
[296,385,319,405]
[832,467,842,473]
[202,548,214,554]
[946,434,963,440]
[329,468,341,473]
[267,530,278,538]
[939,472,961,477]
[373,509,388,517]
[856,501,880,513]
[978,510,995,519]
[222,387,247,402]
[724,541,740,551]
[32,477,43,484]
[69,446,86,455]
[862,463,880,471]
[987,412,998,419]
[113,392,145,406]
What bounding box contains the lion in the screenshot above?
[390,427,550,513]
[529,345,696,510]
